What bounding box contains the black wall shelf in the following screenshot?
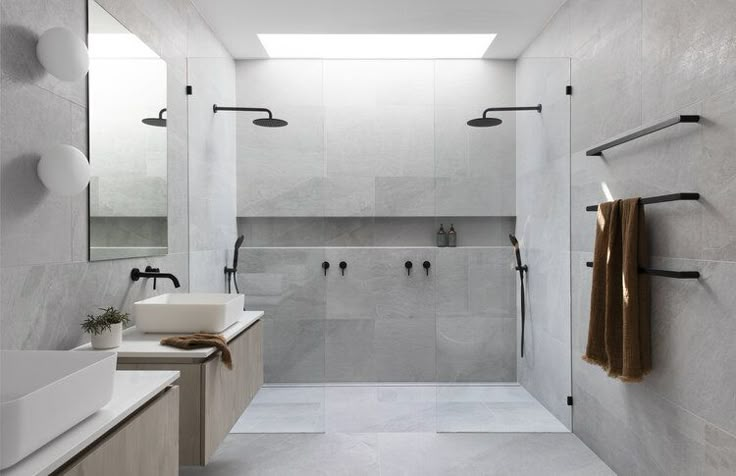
[586,115,700,156]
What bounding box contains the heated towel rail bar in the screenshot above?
[585,261,699,279]
[586,115,700,156]
[585,192,700,212]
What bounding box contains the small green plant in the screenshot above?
[81,307,130,335]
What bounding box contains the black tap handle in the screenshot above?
[423,261,431,276]
[405,261,413,276]
[339,261,347,276]
[322,261,330,276]
[145,266,159,289]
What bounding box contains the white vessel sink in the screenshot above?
[0,350,116,470]
[134,293,244,333]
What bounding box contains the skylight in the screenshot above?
[257,34,496,59]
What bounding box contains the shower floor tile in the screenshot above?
[231,384,568,434]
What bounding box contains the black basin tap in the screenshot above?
[131,266,181,289]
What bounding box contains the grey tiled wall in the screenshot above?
[235,59,517,219]
[239,246,517,383]
[522,0,736,472]
[0,0,235,349]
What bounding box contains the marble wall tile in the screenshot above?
[520,1,572,59]
[374,177,435,217]
[322,218,375,246]
[238,217,327,247]
[435,247,516,320]
[436,317,516,382]
[263,318,325,383]
[433,60,516,197]
[323,177,374,217]
[325,248,379,320]
[568,0,642,56]
[370,248,436,321]
[238,176,324,217]
[374,317,436,382]
[189,249,228,293]
[0,0,87,106]
[699,86,736,262]
[641,0,736,122]
[238,248,326,320]
[436,176,515,217]
[0,252,189,350]
[570,7,642,154]
[325,318,375,382]
[1,75,74,267]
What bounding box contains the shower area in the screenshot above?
[222,57,571,434]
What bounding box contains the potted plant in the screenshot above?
[81,307,130,349]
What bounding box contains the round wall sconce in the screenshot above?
[37,145,90,196]
[36,27,89,82]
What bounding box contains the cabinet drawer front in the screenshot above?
[203,320,263,461]
[57,386,179,476]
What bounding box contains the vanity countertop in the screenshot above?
[73,310,264,360]
[0,370,179,476]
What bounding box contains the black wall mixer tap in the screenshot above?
[423,261,431,276]
[322,261,330,276]
[405,261,413,276]
[339,261,347,276]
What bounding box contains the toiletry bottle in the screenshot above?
[437,224,448,247]
[448,224,457,247]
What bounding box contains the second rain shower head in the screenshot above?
[142,108,167,127]
[213,105,288,128]
[467,104,542,127]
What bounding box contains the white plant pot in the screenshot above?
[90,322,122,350]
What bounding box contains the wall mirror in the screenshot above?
[87,0,168,261]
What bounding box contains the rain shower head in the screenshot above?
[467,117,503,127]
[467,104,542,128]
[142,108,167,127]
[253,117,288,128]
[213,105,288,128]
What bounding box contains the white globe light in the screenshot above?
[37,145,90,196]
[36,27,89,82]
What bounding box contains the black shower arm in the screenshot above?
[482,104,542,118]
[158,108,167,119]
[212,105,273,119]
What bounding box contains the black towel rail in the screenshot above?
[586,115,700,156]
[586,192,699,212]
[585,261,699,279]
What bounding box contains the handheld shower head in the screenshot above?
[233,234,244,269]
[509,234,519,249]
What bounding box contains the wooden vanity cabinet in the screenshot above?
[117,320,263,466]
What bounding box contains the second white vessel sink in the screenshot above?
[134,293,245,333]
[0,350,116,470]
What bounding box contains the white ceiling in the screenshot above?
[191,0,566,59]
